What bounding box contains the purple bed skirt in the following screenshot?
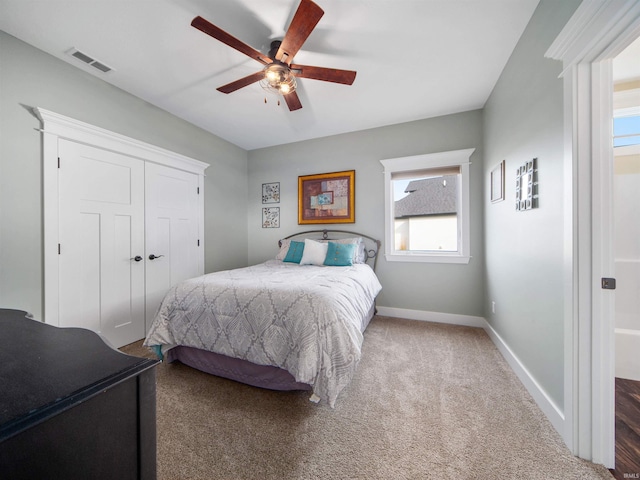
[166,346,312,391]
[164,304,376,392]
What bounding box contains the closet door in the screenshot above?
[58,140,145,347]
[145,163,201,330]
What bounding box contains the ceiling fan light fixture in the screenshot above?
[192,0,356,111]
[260,62,297,96]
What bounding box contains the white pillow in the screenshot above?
[318,237,366,263]
[340,237,366,263]
[275,239,291,260]
[354,241,367,264]
[299,239,328,266]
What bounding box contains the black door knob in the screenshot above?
[149,254,165,260]
[130,256,143,262]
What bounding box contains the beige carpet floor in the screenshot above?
[121,316,613,480]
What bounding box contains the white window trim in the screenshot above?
[380,148,474,264]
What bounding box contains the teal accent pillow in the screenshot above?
[283,240,305,263]
[324,242,356,266]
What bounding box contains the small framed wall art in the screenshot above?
[262,182,280,204]
[515,158,538,211]
[262,207,280,228]
[490,160,505,203]
[298,170,355,224]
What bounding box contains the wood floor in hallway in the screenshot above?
[610,378,640,480]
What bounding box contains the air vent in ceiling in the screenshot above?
[66,48,113,74]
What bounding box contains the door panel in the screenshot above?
[145,163,200,330]
[58,140,145,348]
[173,218,194,282]
[109,214,135,330]
[77,212,101,333]
[146,216,171,322]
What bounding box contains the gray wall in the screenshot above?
[0,31,249,320]
[1,0,581,414]
[248,110,485,317]
[482,0,581,409]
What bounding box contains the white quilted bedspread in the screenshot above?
[144,259,382,406]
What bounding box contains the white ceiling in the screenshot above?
[0,0,541,150]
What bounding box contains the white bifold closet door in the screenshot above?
[144,162,200,330]
[58,140,146,347]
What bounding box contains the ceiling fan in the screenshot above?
[191,0,357,111]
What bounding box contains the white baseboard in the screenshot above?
[376,306,485,328]
[482,320,564,435]
[376,306,565,437]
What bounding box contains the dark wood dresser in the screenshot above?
[0,309,159,480]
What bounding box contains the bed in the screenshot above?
[144,230,382,407]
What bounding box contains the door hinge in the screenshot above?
[197,187,200,194]
[58,157,60,168]
[601,277,616,290]
[58,243,61,255]
[197,239,200,247]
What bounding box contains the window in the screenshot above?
[613,115,640,147]
[380,149,474,264]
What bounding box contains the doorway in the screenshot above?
[545,0,640,470]
[612,38,640,382]
[611,37,640,479]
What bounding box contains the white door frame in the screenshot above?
[35,108,208,327]
[546,0,640,468]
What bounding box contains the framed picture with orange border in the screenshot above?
[298,170,355,224]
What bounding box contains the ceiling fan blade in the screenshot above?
[276,0,324,64]
[290,64,356,85]
[283,91,303,111]
[191,16,273,65]
[217,71,265,94]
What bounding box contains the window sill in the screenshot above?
[385,253,471,264]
